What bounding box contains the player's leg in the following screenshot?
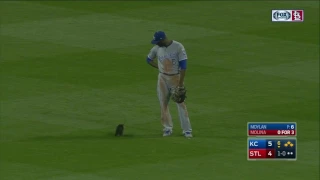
[167,75,192,137]
[176,102,192,137]
[157,74,173,135]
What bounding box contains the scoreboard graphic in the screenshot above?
[247,122,297,161]
[247,138,297,160]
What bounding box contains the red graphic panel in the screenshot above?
[292,10,304,21]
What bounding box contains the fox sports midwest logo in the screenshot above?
[273,10,291,21]
[272,10,291,21]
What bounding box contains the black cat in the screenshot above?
[115,124,124,136]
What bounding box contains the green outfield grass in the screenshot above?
[0,1,319,180]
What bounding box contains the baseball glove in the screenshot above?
[171,86,187,103]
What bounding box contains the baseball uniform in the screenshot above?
[146,32,192,135]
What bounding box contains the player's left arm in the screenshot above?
[178,45,188,87]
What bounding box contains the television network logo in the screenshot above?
[272,10,304,22]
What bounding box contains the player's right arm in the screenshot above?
[146,46,158,69]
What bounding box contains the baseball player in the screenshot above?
[146,31,192,138]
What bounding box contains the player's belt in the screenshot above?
[160,72,180,76]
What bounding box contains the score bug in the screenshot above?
[247,138,297,161]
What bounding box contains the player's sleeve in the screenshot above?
[146,46,157,63]
[178,44,187,70]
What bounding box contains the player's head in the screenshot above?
[151,31,167,47]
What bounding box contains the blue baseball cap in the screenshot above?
[151,31,166,44]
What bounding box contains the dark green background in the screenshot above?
[0,1,319,180]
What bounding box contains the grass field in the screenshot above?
[0,1,319,180]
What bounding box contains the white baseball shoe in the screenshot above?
[184,131,193,138]
[163,129,172,137]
